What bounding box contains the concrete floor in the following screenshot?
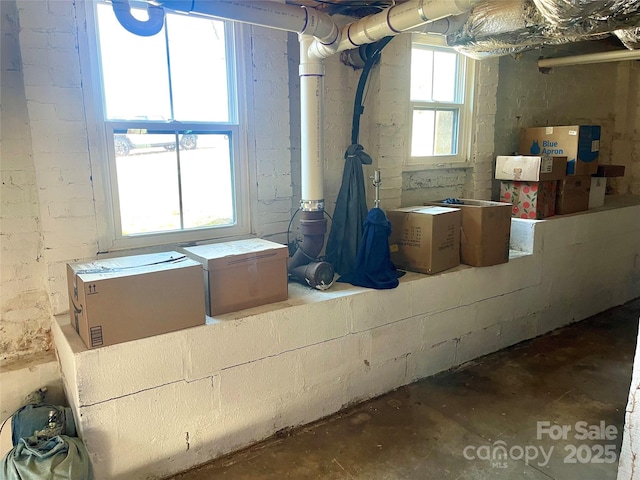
[169,299,640,480]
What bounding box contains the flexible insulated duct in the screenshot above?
[615,27,640,49]
[447,0,639,59]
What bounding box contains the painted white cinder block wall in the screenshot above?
[52,202,640,479]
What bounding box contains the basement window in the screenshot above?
[89,2,249,249]
[408,36,474,165]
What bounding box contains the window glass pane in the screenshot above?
[180,134,235,229]
[434,110,457,155]
[167,15,230,122]
[96,4,171,120]
[411,110,435,157]
[410,48,433,102]
[432,51,457,102]
[114,133,181,235]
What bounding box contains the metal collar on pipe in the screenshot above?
[538,49,640,68]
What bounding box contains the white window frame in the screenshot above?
[407,34,475,168]
[78,0,252,252]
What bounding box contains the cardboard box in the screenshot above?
[519,125,600,176]
[425,199,512,267]
[495,155,567,182]
[596,164,625,177]
[387,206,461,274]
[589,177,606,209]
[556,176,590,215]
[183,239,288,316]
[67,252,205,349]
[500,181,557,219]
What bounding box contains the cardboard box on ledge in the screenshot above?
[183,238,288,316]
[557,176,591,215]
[424,199,512,267]
[495,155,566,220]
[495,155,567,182]
[387,206,461,275]
[67,252,205,350]
[519,125,600,176]
[500,181,557,219]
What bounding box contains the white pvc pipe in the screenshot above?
[309,0,474,58]
[538,49,640,68]
[299,35,325,208]
[160,0,338,44]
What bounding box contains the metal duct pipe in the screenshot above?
[309,0,475,58]
[538,49,640,68]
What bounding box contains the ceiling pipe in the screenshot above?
[309,0,475,58]
[538,49,640,68]
[159,0,338,44]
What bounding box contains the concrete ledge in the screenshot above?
[52,196,640,480]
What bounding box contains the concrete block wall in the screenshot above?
[247,25,294,244]
[1,0,57,362]
[53,202,640,479]
[494,47,640,198]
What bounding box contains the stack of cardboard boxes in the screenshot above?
[496,125,602,219]
[385,198,513,275]
[67,239,289,350]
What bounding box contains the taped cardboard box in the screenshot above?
[589,177,606,209]
[67,252,205,350]
[519,125,600,176]
[500,181,557,219]
[425,199,512,267]
[387,206,461,275]
[183,239,288,316]
[495,155,567,182]
[557,176,590,215]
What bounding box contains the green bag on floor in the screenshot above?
[1,435,93,480]
[11,403,76,445]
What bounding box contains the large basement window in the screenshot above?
[89,2,248,249]
[409,36,474,166]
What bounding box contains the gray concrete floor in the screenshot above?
[169,299,640,479]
